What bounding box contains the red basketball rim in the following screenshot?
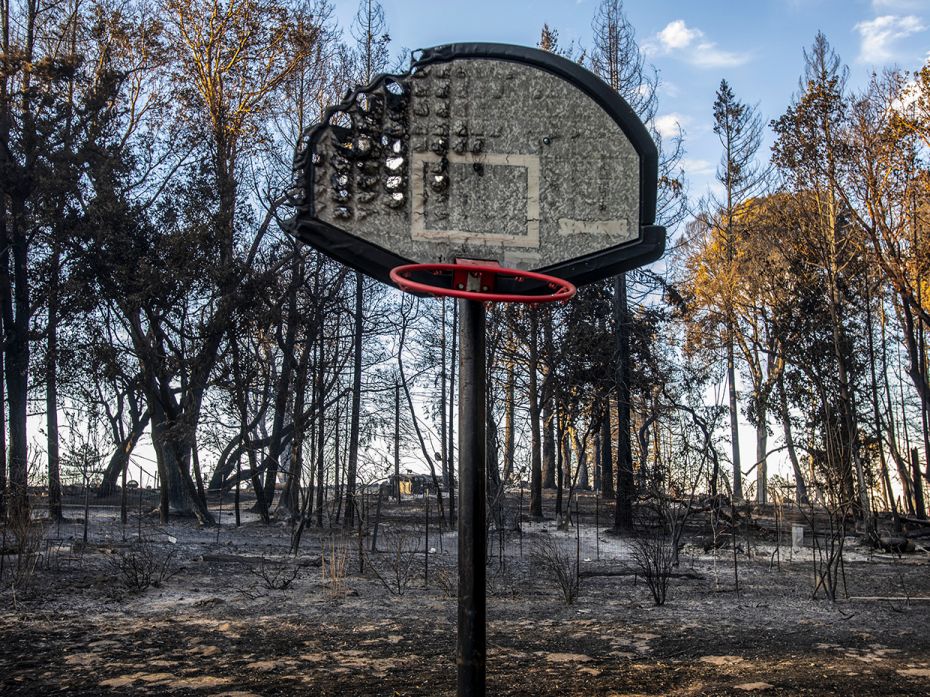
[389,262,577,303]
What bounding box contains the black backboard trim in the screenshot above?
[287,42,665,288]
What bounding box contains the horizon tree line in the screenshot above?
[0,0,927,543]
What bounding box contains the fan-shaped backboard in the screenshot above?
[288,43,665,287]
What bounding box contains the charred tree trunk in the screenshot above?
[46,239,62,521]
[833,317,867,520]
[260,254,300,511]
[528,309,543,519]
[344,273,364,526]
[542,316,556,490]
[0,1,9,524]
[0,349,6,521]
[2,202,30,528]
[281,391,305,519]
[397,303,446,521]
[148,397,179,520]
[578,433,590,491]
[192,436,206,505]
[487,397,503,528]
[912,448,927,520]
[486,352,502,494]
[600,402,614,498]
[0,0,34,530]
[280,329,312,519]
[99,409,151,496]
[230,336,264,521]
[755,403,768,505]
[864,283,897,519]
[555,418,566,519]
[777,374,808,505]
[316,333,326,527]
[149,406,213,524]
[881,303,915,513]
[726,337,742,501]
[333,394,342,525]
[613,274,634,533]
[542,395,556,489]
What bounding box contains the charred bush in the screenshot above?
[251,555,301,591]
[107,536,178,593]
[365,528,420,596]
[531,535,579,605]
[3,515,47,597]
[631,529,675,606]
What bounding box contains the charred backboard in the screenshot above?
[287,43,665,287]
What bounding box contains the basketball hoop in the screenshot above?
[285,42,666,697]
[390,260,576,303]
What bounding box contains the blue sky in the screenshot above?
[331,0,930,206]
[321,0,929,487]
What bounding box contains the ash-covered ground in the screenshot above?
[2,492,929,696]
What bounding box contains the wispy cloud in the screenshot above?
[855,14,926,63]
[659,80,681,99]
[647,19,751,69]
[680,158,716,178]
[653,112,690,139]
[871,0,930,10]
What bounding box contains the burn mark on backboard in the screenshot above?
[288,43,664,286]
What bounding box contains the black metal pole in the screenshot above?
[395,381,401,504]
[425,493,430,587]
[458,298,486,697]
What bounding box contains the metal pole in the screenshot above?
[371,489,383,552]
[519,478,523,558]
[458,298,486,697]
[425,493,430,587]
[395,381,401,504]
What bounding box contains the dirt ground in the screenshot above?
[2,493,930,696]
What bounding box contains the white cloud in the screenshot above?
[659,80,681,99]
[680,158,716,177]
[658,19,701,50]
[855,14,926,63]
[891,77,921,112]
[648,20,751,69]
[690,43,752,69]
[654,113,690,138]
[634,82,656,101]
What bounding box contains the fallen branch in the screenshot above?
[579,567,704,580]
[847,596,930,602]
[198,553,320,567]
[901,516,930,529]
